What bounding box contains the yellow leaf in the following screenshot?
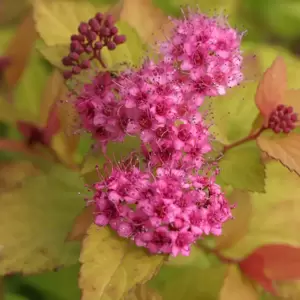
[3,10,37,88]
[66,205,95,242]
[219,265,259,300]
[79,225,164,300]
[215,190,252,251]
[0,165,88,275]
[119,0,172,46]
[221,161,300,259]
[33,0,99,46]
[257,132,300,176]
[255,56,287,125]
[124,284,162,300]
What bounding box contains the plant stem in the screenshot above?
[222,126,266,154]
[197,242,240,264]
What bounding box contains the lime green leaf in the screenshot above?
[33,0,99,46]
[13,47,51,118]
[36,41,68,70]
[203,81,259,145]
[215,190,252,251]
[5,293,28,300]
[257,131,300,176]
[220,161,300,259]
[79,225,164,300]
[219,142,265,192]
[153,0,237,19]
[0,164,89,275]
[119,0,171,47]
[101,21,147,69]
[220,265,259,300]
[81,136,140,184]
[242,43,300,89]
[149,263,226,300]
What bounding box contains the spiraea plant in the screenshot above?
[63,8,245,257]
[1,0,300,299]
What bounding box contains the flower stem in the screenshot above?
[197,242,240,264]
[222,126,266,154]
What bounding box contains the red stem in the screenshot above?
[223,126,266,153]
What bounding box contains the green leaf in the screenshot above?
[33,0,100,46]
[0,164,90,275]
[81,136,140,184]
[36,41,68,70]
[79,225,165,300]
[202,81,259,145]
[13,47,52,118]
[221,161,300,259]
[149,263,226,300]
[242,43,300,89]
[23,264,81,300]
[219,142,265,192]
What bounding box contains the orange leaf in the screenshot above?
[44,102,61,143]
[257,132,300,175]
[252,245,300,281]
[39,70,66,126]
[284,89,300,116]
[239,251,276,295]
[255,56,287,125]
[3,10,37,88]
[66,205,95,242]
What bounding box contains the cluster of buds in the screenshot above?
[62,13,126,79]
[268,104,298,133]
[67,8,245,256]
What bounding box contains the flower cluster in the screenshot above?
[93,164,232,256]
[62,13,126,79]
[268,104,298,133]
[67,9,244,256]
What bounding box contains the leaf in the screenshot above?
[66,205,95,242]
[33,0,99,46]
[81,136,140,184]
[220,161,300,259]
[242,43,300,90]
[13,47,51,118]
[202,81,259,144]
[215,190,252,251]
[0,160,39,192]
[124,284,162,300]
[118,0,172,46]
[22,264,81,300]
[0,0,29,26]
[219,142,266,192]
[219,265,259,300]
[257,132,300,176]
[149,263,226,300]
[79,225,164,300]
[3,11,37,88]
[101,21,147,69]
[36,42,68,69]
[244,245,300,281]
[0,165,90,275]
[39,69,66,126]
[239,251,276,294]
[255,56,286,124]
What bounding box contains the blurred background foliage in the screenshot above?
[1,0,300,299]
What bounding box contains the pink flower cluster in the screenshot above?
[69,9,243,256]
[93,164,232,256]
